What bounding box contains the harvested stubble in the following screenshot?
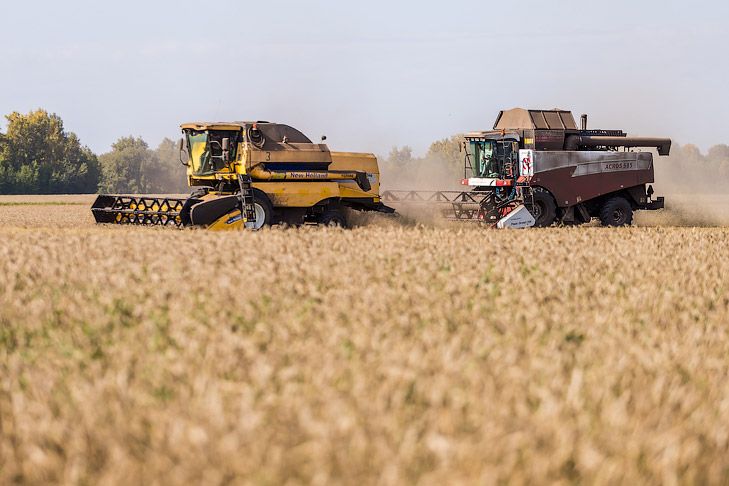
[0,195,96,205]
[1,203,729,485]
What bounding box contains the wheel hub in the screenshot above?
[612,208,624,223]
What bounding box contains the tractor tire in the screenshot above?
[319,208,347,227]
[248,189,274,229]
[531,188,557,227]
[599,196,633,227]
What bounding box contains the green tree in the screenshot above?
[679,144,704,164]
[0,109,99,194]
[153,138,189,194]
[426,134,464,170]
[707,144,729,163]
[99,136,189,194]
[99,137,153,193]
[387,146,414,168]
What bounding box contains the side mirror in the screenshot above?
[512,142,519,152]
[178,137,189,166]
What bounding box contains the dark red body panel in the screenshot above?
[532,167,654,207]
[529,151,655,208]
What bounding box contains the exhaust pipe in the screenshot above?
[580,114,588,130]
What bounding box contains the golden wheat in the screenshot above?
[1,199,729,484]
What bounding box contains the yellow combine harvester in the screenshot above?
[92,121,393,229]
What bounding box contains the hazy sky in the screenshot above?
[2,0,728,156]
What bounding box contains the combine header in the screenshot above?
[383,108,670,227]
[91,195,187,226]
[92,122,393,230]
[379,189,534,227]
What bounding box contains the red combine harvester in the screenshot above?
[382,108,670,227]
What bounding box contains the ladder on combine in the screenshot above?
[238,174,257,226]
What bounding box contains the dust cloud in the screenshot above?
[371,149,466,225]
[379,154,464,192]
[637,144,729,227]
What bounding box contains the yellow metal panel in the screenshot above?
[328,152,381,196]
[248,148,331,165]
[330,152,379,173]
[252,181,340,207]
[337,181,375,199]
[207,209,244,231]
[190,174,218,182]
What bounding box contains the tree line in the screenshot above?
[2,109,729,195]
[0,109,187,194]
[382,138,729,194]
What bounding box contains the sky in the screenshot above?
[2,0,728,157]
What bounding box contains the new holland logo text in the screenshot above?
[226,214,242,224]
[289,172,330,179]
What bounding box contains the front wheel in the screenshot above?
[531,188,557,227]
[245,189,274,230]
[599,196,633,227]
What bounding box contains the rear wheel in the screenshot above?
[599,196,633,227]
[319,208,347,227]
[531,188,557,227]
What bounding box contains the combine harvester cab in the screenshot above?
[383,108,670,228]
[92,121,394,230]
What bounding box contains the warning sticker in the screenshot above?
[519,149,534,177]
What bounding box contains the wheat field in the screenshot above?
[2,196,729,484]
